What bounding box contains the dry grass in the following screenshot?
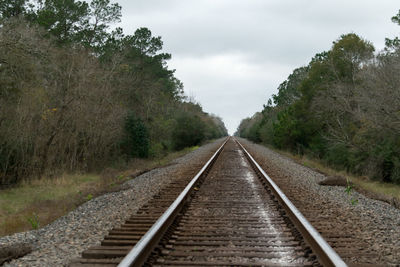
[0,146,199,237]
[268,146,400,202]
[0,173,103,236]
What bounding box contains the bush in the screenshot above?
[172,113,206,150]
[324,143,351,169]
[391,158,400,184]
[122,113,149,158]
[258,120,274,145]
[371,139,400,183]
[149,142,167,158]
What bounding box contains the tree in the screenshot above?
[117,27,183,121]
[80,0,122,49]
[0,18,125,182]
[385,9,400,51]
[329,33,374,83]
[272,66,308,108]
[172,112,206,150]
[129,27,163,56]
[237,11,400,184]
[0,0,27,20]
[2,0,122,48]
[312,34,374,143]
[33,0,89,44]
[0,3,228,185]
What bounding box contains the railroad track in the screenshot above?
[71,138,346,267]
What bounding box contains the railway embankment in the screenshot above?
[2,137,399,266]
[0,139,226,267]
[238,137,400,266]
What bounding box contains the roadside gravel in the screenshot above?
[0,138,225,267]
[238,137,400,266]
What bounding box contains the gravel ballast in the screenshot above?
[2,137,399,266]
[238,138,400,266]
[0,139,225,267]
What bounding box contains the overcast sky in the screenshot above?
[116,0,399,134]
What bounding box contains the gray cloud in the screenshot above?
[116,0,399,134]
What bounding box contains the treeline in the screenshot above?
[236,10,400,184]
[0,0,227,185]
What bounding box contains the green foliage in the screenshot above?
[80,0,122,49]
[27,213,39,229]
[258,120,274,145]
[324,144,352,169]
[272,108,301,149]
[391,158,400,184]
[172,113,206,150]
[203,114,228,140]
[86,193,93,201]
[0,0,27,19]
[235,113,263,143]
[149,142,166,158]
[272,67,308,108]
[345,179,358,205]
[372,139,400,183]
[123,113,150,158]
[330,33,374,82]
[245,118,262,143]
[236,16,400,184]
[33,0,90,44]
[0,1,228,186]
[1,0,122,48]
[129,27,163,56]
[385,10,400,51]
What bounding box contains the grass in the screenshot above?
[0,173,103,236]
[0,145,200,237]
[269,146,400,202]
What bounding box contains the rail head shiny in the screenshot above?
[235,138,347,267]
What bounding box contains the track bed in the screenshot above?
[149,140,314,266]
[71,139,344,266]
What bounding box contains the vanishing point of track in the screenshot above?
[71,138,346,267]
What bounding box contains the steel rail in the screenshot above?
[235,138,347,267]
[117,138,229,267]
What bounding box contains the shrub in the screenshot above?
[27,213,39,230]
[172,113,206,150]
[392,158,400,184]
[122,113,149,158]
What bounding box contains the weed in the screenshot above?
[190,146,199,151]
[86,194,93,201]
[302,161,310,167]
[345,180,353,194]
[27,213,39,229]
[345,179,358,206]
[351,198,359,205]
